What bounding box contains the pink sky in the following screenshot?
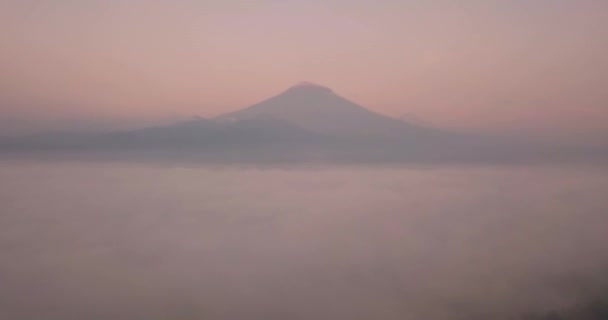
[1,0,607,142]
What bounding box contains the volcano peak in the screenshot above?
[285,81,333,94]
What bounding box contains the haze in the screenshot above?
[1,0,607,142]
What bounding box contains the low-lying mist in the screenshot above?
[1,162,607,320]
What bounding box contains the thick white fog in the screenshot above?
[1,162,608,320]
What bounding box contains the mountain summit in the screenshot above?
[286,81,334,93]
[217,83,424,137]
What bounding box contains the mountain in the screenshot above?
[217,82,433,138]
[1,82,605,164]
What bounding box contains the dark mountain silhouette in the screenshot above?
[0,82,606,164]
[218,82,432,138]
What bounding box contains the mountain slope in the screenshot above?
[90,116,327,150]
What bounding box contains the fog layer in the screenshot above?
[1,162,607,319]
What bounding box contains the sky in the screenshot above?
[0,0,607,142]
